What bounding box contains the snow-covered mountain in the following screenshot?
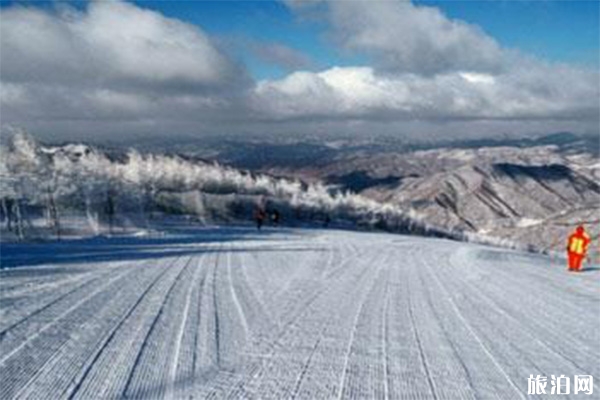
[2,132,597,256]
[272,144,599,254]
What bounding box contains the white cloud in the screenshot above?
[0,0,597,142]
[0,1,250,138]
[290,0,504,75]
[256,0,599,127]
[460,72,495,85]
[1,2,238,88]
[253,64,599,121]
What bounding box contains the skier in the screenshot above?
[271,209,280,226]
[254,207,266,230]
[567,225,591,272]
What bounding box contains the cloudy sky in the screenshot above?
[0,0,598,143]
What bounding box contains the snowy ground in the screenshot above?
[1,227,598,399]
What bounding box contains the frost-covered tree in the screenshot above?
[0,132,455,241]
[0,131,48,239]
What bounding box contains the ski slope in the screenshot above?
[1,227,598,399]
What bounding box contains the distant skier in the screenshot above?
[271,209,280,226]
[105,189,116,235]
[323,214,331,228]
[567,225,590,272]
[254,207,266,230]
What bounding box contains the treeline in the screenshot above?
[0,132,457,242]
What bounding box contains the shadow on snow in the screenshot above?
[0,226,317,269]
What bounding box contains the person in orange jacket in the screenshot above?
[567,225,591,272]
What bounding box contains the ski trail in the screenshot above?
[289,333,325,400]
[0,266,134,366]
[213,241,362,398]
[2,266,98,300]
[165,254,206,400]
[67,258,192,399]
[444,251,596,374]
[0,260,128,296]
[436,252,598,396]
[381,279,390,400]
[413,259,477,400]
[423,252,527,400]
[227,249,250,341]
[191,246,218,379]
[2,261,170,400]
[336,262,382,400]
[0,262,124,336]
[237,251,278,334]
[453,260,592,374]
[211,246,223,368]
[191,256,207,381]
[2,228,598,399]
[432,247,598,393]
[121,256,192,398]
[57,259,177,399]
[406,277,439,400]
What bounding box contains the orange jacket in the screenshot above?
[567,231,590,255]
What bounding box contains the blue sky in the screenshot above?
[133,0,361,79]
[1,0,598,141]
[420,1,599,67]
[131,0,599,79]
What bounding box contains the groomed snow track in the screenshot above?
[1,227,598,399]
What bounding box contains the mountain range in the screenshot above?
[1,132,598,257]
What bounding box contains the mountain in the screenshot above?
[270,144,599,254]
[2,132,598,256]
[168,132,599,170]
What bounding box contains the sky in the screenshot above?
[0,0,598,144]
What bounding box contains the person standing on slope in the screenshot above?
[254,207,266,231]
[567,225,591,272]
[270,209,280,226]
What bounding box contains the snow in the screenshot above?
[516,218,543,228]
[1,227,598,399]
